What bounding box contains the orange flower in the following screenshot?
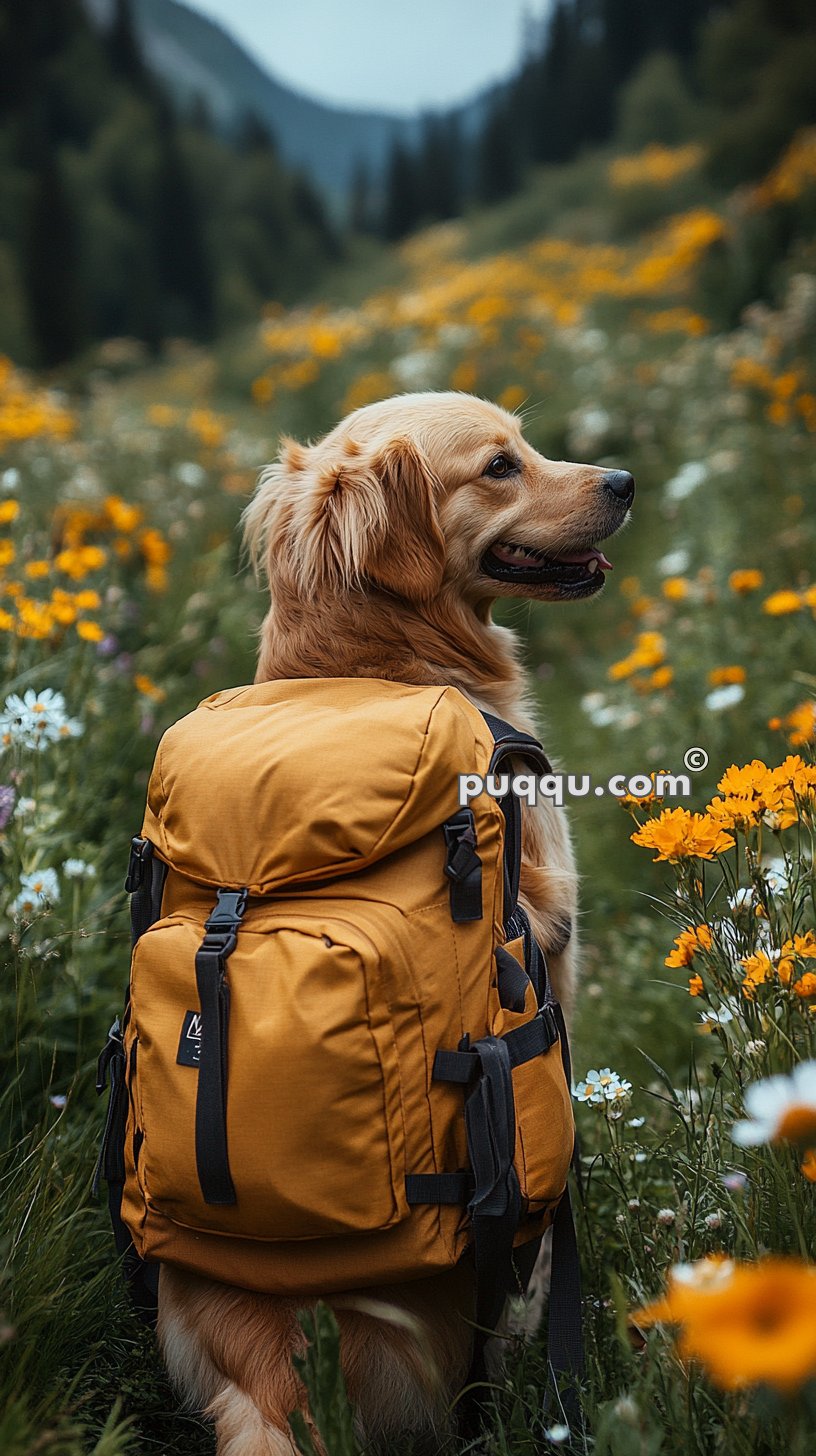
[635,1258,816,1394]
[762,589,802,616]
[688,975,704,996]
[665,924,713,968]
[729,569,763,594]
[631,808,734,862]
[707,666,746,687]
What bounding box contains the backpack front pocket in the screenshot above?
[129,914,407,1240]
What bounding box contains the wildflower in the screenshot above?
[10,868,60,917]
[133,673,167,703]
[0,499,19,524]
[721,1171,748,1192]
[62,858,95,879]
[665,924,713,967]
[657,548,690,575]
[628,1117,646,1128]
[574,1071,605,1104]
[762,589,802,616]
[656,1208,676,1226]
[543,1425,570,1445]
[664,461,707,502]
[794,972,816,998]
[699,1003,735,1030]
[745,1039,767,1057]
[49,1093,67,1109]
[631,808,734,862]
[707,666,746,687]
[704,684,745,712]
[729,568,763,593]
[634,1256,816,1394]
[0,784,14,829]
[704,1212,722,1230]
[627,1198,641,1212]
[1,689,82,751]
[689,975,704,996]
[732,1062,816,1147]
[662,576,689,601]
[176,462,206,488]
[76,620,105,642]
[802,1149,816,1183]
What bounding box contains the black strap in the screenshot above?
[126,836,168,945]
[480,713,551,921]
[442,809,483,922]
[433,1007,559,1085]
[464,1035,522,1378]
[193,888,247,1207]
[405,1171,471,1205]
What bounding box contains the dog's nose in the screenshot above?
[602,469,635,506]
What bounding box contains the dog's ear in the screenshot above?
[284,436,446,600]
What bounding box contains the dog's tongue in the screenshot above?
[557,548,613,571]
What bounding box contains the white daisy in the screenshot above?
[574,1070,605,1104]
[62,858,96,879]
[10,867,60,917]
[732,1061,816,1147]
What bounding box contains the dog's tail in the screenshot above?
[207,1384,299,1456]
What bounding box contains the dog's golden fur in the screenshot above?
[158,391,632,1453]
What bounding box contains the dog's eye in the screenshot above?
[483,453,518,479]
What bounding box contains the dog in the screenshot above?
[157,391,634,1454]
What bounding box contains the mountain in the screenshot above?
[84,0,429,199]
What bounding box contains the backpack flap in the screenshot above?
[140,678,499,895]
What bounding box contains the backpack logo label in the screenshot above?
[176,1010,202,1067]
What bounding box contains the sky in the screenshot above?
[185,0,553,115]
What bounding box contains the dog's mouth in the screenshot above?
[481,539,613,595]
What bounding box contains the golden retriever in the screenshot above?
[157,391,634,1454]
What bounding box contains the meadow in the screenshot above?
[1,129,816,1453]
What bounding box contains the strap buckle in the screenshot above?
[96,1017,124,1095]
[125,836,152,894]
[443,810,479,881]
[204,888,248,930]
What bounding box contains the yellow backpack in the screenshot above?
[96,678,579,1367]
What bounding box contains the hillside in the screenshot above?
[84,0,447,198]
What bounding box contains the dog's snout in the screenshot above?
[601,469,635,506]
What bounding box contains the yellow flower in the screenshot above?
[802,1149,816,1182]
[104,495,143,533]
[23,560,50,579]
[55,545,107,579]
[74,589,101,611]
[648,665,674,690]
[631,808,734,862]
[139,528,171,567]
[76,620,104,642]
[634,1257,816,1394]
[774,700,816,747]
[665,924,713,968]
[662,576,688,601]
[707,665,745,686]
[498,384,527,412]
[0,499,20,524]
[795,972,816,999]
[134,673,166,702]
[762,589,802,615]
[729,568,763,594]
[0,540,16,568]
[688,975,704,996]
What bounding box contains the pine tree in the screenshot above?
[21,140,83,366]
[381,139,420,240]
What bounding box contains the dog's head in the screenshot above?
[244,391,634,611]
